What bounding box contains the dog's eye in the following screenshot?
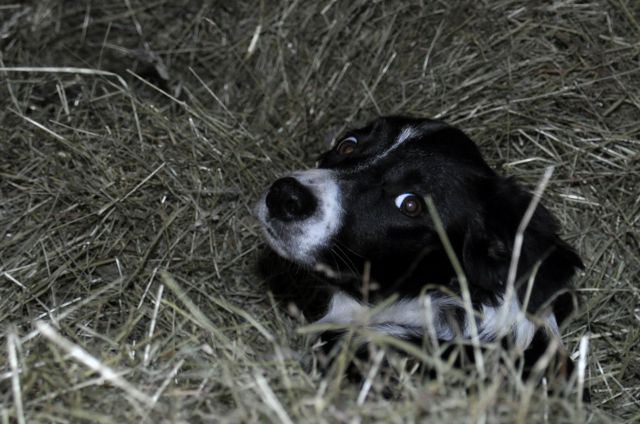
[394,193,423,217]
[336,136,357,155]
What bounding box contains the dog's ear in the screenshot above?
[461,177,583,314]
[461,219,510,295]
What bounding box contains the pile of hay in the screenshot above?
[1,1,638,422]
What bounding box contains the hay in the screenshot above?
[1,1,638,422]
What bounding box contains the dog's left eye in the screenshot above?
[394,193,423,217]
[336,136,357,155]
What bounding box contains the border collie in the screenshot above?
[255,116,582,383]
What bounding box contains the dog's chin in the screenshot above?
[260,224,318,267]
[262,227,355,281]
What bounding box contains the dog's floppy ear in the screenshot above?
[461,176,583,314]
[461,218,510,296]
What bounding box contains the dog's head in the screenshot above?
[255,116,581,313]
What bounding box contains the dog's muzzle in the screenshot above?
[256,169,342,266]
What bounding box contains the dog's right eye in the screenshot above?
[336,136,357,155]
[394,193,423,217]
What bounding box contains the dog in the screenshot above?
[255,116,583,387]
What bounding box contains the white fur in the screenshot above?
[474,297,536,349]
[315,291,559,349]
[315,291,459,341]
[374,126,417,162]
[474,297,560,348]
[315,291,365,324]
[395,126,417,145]
[345,126,419,174]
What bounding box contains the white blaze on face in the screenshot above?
[377,126,418,160]
[255,169,342,265]
[348,125,419,174]
[396,126,418,145]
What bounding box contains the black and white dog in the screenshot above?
[255,116,582,380]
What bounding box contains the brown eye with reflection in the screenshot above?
[394,193,423,217]
[336,136,357,155]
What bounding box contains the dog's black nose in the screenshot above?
[266,177,317,221]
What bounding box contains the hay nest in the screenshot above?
[1,1,638,422]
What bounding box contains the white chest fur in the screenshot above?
[314,291,560,349]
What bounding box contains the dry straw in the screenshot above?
[1,1,639,422]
